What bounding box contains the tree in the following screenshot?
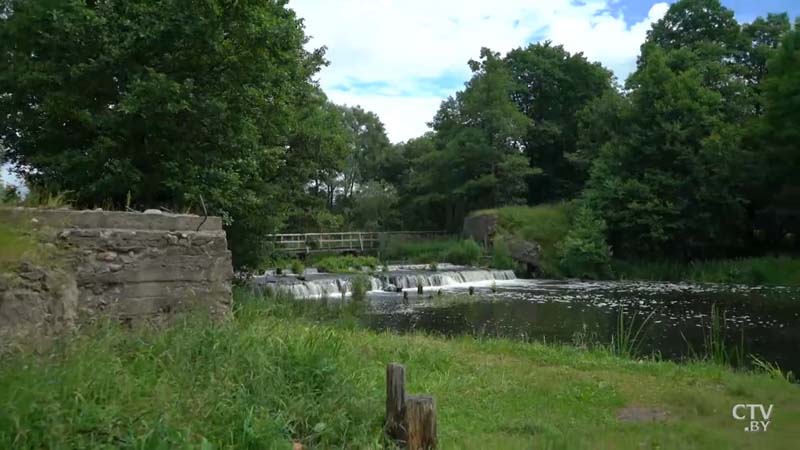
[583,47,749,258]
[750,26,800,246]
[0,0,325,268]
[505,42,614,202]
[741,13,791,91]
[338,106,393,200]
[418,48,534,229]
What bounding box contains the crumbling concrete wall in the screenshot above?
[0,208,233,334]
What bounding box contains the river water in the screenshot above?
[364,278,800,374]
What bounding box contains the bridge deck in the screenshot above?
[270,231,446,254]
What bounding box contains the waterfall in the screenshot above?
[252,269,516,299]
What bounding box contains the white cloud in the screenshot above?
[290,0,669,142]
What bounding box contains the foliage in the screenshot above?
[505,42,615,202]
[383,238,461,263]
[344,181,402,231]
[315,255,378,273]
[290,260,305,277]
[582,44,750,259]
[474,204,572,276]
[612,256,800,286]
[490,236,515,270]
[749,27,800,249]
[349,275,370,303]
[610,307,655,359]
[0,183,19,204]
[558,207,612,279]
[401,48,535,230]
[0,0,328,269]
[443,239,482,266]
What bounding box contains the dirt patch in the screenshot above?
[616,405,669,423]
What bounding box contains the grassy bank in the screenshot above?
[612,256,800,286]
[1,291,799,449]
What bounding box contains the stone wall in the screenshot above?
[0,208,233,335]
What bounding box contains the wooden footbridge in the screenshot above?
[270,231,446,255]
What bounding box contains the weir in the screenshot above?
[252,267,516,299]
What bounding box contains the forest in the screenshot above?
[1,0,798,274]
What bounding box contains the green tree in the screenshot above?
[420,48,535,229]
[0,0,325,268]
[558,207,612,279]
[583,47,749,258]
[505,42,614,202]
[750,26,800,245]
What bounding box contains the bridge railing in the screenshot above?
[270,231,446,254]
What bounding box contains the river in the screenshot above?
[366,278,800,375]
[253,267,800,375]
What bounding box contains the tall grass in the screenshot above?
[383,238,482,266]
[316,255,378,273]
[612,256,800,286]
[610,306,654,358]
[682,304,745,367]
[0,291,379,449]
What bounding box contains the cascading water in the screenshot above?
[252,268,517,299]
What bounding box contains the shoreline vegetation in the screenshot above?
[1,290,799,449]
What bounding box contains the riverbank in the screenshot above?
[1,291,798,449]
[612,256,800,286]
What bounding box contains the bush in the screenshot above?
[444,239,482,266]
[558,207,612,279]
[290,260,305,276]
[350,275,370,302]
[315,255,379,273]
[491,236,515,270]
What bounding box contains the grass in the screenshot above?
[612,256,800,286]
[382,238,482,266]
[0,223,37,270]
[0,222,63,271]
[471,203,573,276]
[1,289,799,449]
[316,255,379,273]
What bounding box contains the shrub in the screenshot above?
[350,275,370,302]
[445,239,482,266]
[490,236,515,270]
[315,255,379,273]
[558,207,612,279]
[290,260,305,276]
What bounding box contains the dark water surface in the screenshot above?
[364,279,800,374]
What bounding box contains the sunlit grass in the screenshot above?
[1,289,799,449]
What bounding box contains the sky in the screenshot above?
[3,0,799,187]
[290,0,800,143]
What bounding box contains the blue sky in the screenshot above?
[3,1,799,187]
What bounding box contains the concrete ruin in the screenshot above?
[0,207,233,337]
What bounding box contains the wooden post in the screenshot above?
[385,363,406,441]
[405,395,437,450]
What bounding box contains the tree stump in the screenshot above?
[405,395,437,450]
[385,363,406,441]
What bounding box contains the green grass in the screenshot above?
[612,256,800,286]
[0,223,37,270]
[382,238,482,266]
[472,203,573,276]
[2,290,799,449]
[316,255,379,273]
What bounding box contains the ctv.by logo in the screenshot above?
[732,404,773,432]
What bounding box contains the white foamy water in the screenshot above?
[252,269,517,299]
